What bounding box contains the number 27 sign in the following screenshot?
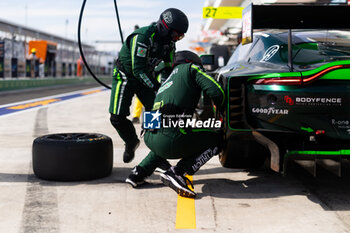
[202,7,243,19]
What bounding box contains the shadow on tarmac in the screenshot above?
[194,163,350,212]
[0,167,164,189]
[195,167,307,200]
[289,161,350,211]
[2,163,350,211]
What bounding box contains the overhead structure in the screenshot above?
[0,18,93,51]
[0,18,114,78]
[202,0,350,48]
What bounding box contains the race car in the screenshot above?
[214,4,350,175]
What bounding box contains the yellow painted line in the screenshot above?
[81,89,102,95]
[7,99,60,110]
[203,7,243,19]
[175,175,196,229]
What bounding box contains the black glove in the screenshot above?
[153,82,161,93]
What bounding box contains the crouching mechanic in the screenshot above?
[126,51,225,198]
[109,8,188,163]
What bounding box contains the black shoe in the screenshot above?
[155,160,171,173]
[125,166,147,188]
[123,139,140,163]
[132,117,140,124]
[160,167,196,198]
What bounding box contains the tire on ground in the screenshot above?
[219,132,269,169]
[32,133,113,181]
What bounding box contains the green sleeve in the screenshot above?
[129,34,160,90]
[191,64,225,108]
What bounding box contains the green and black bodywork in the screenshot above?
[215,5,350,175]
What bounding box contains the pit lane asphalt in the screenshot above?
[1,87,350,233]
[0,82,104,105]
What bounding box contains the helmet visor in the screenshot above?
[171,30,184,41]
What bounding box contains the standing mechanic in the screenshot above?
[109,8,189,163]
[126,51,225,198]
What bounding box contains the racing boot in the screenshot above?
[160,166,196,198]
[125,166,147,188]
[123,139,140,163]
[155,159,171,173]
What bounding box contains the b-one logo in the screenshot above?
[143,111,161,129]
[332,119,349,125]
[331,119,350,130]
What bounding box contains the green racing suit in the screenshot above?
[109,23,174,146]
[139,63,225,175]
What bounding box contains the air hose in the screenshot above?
[113,0,124,44]
[78,0,124,89]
